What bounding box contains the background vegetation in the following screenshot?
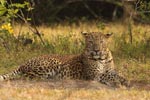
[0,0,150,99]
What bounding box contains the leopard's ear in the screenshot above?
[105,33,113,38]
[81,32,88,36]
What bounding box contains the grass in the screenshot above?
[0,87,150,100]
[0,21,150,99]
[0,80,150,100]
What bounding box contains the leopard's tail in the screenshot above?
[0,68,21,81]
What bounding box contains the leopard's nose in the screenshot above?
[94,50,100,55]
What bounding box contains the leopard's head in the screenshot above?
[82,32,112,60]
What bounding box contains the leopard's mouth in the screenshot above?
[92,55,106,60]
[93,55,100,59]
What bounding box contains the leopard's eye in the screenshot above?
[88,40,93,43]
[100,40,104,43]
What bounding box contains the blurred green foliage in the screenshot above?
[135,0,150,23]
[0,0,32,24]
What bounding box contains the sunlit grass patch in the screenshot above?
[0,84,150,100]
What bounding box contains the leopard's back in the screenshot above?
[0,54,84,80]
[18,54,84,79]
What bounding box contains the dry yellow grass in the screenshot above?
[0,80,150,100]
[13,21,150,50]
[14,22,150,37]
[1,88,150,100]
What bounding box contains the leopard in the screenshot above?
[0,32,129,87]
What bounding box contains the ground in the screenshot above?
[0,80,150,100]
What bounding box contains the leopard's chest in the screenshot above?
[91,61,105,73]
[84,60,105,73]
